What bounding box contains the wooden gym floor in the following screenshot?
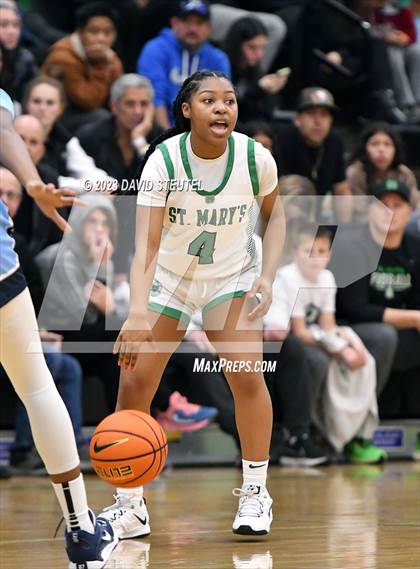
[0,462,419,569]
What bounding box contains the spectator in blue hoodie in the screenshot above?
[137,0,231,129]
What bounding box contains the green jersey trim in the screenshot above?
[247,137,259,196]
[202,290,247,315]
[179,132,235,197]
[157,142,175,180]
[148,301,190,326]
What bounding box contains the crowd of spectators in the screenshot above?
[0,0,419,476]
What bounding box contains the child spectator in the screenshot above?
[347,122,420,223]
[41,1,122,130]
[267,222,387,463]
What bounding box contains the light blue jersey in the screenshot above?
[0,89,20,281]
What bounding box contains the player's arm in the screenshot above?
[0,107,40,184]
[114,205,165,369]
[128,205,165,318]
[0,107,81,232]
[248,188,285,320]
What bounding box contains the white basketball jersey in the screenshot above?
[137,131,278,279]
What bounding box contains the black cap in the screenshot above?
[371,178,411,204]
[178,0,210,21]
[296,87,337,113]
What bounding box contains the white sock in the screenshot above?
[52,474,94,533]
[118,486,143,499]
[242,459,269,488]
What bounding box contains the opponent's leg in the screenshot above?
[0,288,117,568]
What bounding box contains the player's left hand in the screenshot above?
[26,181,84,233]
[246,276,272,321]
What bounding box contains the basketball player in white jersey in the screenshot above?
[101,71,285,537]
[0,89,117,568]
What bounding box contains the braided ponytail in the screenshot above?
[137,70,231,178]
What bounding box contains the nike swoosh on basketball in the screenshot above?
[93,437,130,453]
[133,514,148,525]
[249,464,265,469]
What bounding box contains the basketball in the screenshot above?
[90,410,168,488]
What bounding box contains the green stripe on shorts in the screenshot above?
[148,302,191,326]
[202,290,247,316]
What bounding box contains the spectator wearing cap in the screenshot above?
[329,177,420,417]
[276,87,353,223]
[41,1,122,130]
[137,0,231,129]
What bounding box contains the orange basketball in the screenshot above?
[90,410,168,488]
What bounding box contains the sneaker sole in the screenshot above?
[68,533,118,569]
[119,527,151,540]
[347,455,387,465]
[232,525,269,536]
[280,456,329,467]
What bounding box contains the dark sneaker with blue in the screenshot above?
[65,511,118,569]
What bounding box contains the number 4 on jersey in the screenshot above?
[187,231,216,264]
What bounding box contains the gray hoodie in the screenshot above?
[36,195,121,331]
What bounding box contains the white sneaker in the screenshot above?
[232,485,273,535]
[232,551,273,569]
[100,490,151,539]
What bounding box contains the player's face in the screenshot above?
[79,16,116,52]
[366,131,395,172]
[83,208,111,248]
[241,34,268,68]
[26,84,64,133]
[0,8,21,50]
[171,15,211,50]
[370,192,412,236]
[293,236,331,280]
[112,87,153,131]
[294,107,333,146]
[0,169,22,219]
[183,77,237,143]
[14,118,46,165]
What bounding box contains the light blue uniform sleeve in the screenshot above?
[0,89,15,119]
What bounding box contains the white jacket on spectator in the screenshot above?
[314,328,378,451]
[58,136,116,193]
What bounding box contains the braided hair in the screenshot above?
[138,70,233,178]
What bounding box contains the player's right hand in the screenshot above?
[26,181,84,233]
[113,316,159,371]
